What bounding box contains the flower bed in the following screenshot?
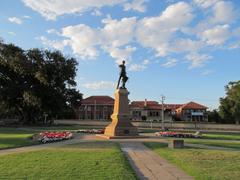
[155,131,202,138]
[37,131,73,143]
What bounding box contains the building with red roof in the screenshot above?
[76,96,114,120]
[130,99,170,122]
[130,100,208,122]
[76,96,208,121]
[175,101,208,121]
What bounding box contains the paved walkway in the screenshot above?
[120,142,193,180]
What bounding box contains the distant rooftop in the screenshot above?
[130,100,207,110]
[82,96,114,105]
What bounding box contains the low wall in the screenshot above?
[55,119,240,131]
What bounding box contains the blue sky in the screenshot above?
[0,0,240,109]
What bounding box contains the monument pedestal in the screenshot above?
[103,88,138,138]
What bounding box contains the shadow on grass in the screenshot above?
[144,142,204,150]
[0,136,39,150]
[64,141,118,149]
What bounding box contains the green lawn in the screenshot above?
[0,126,103,150]
[145,142,240,180]
[0,128,38,149]
[185,139,240,149]
[202,133,240,141]
[0,133,37,149]
[0,142,136,180]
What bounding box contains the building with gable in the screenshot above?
[76,96,208,122]
[75,96,114,120]
[175,101,208,121]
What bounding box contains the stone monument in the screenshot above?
[103,60,138,138]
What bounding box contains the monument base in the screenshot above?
[103,88,138,138]
[96,134,143,139]
[104,122,138,137]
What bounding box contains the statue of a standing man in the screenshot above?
[117,60,128,89]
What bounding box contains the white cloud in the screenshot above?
[106,46,136,64]
[129,64,146,71]
[23,15,31,19]
[8,32,16,36]
[211,1,236,24]
[193,0,220,9]
[62,24,101,59]
[201,69,215,76]
[22,0,125,20]
[185,53,212,69]
[171,38,204,53]
[47,28,58,34]
[91,9,102,16]
[129,59,149,71]
[8,17,23,24]
[233,27,240,37]
[101,16,137,47]
[161,58,178,68]
[37,36,68,51]
[201,25,230,46]
[35,0,240,71]
[142,59,149,65]
[59,16,136,61]
[36,1,193,64]
[136,1,193,56]
[124,0,146,13]
[83,81,115,90]
[229,41,240,49]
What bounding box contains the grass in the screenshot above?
[0,128,38,150]
[0,133,37,149]
[0,125,103,150]
[145,142,240,180]
[202,133,240,140]
[1,125,240,149]
[0,142,136,180]
[185,139,240,149]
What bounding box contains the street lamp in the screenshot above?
[161,95,165,131]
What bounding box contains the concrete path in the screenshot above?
[120,142,193,180]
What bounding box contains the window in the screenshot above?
[87,106,91,111]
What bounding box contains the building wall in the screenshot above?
[76,99,208,122]
[130,109,172,122]
[76,104,113,120]
[175,109,208,121]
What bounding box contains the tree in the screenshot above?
[0,41,82,124]
[219,81,240,124]
[207,109,222,123]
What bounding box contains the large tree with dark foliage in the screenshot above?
[219,81,240,124]
[207,109,222,123]
[0,40,82,124]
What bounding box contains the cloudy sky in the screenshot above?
[0,0,240,109]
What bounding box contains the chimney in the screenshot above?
[144,99,147,107]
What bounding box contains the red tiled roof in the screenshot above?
[165,104,183,110]
[131,101,158,106]
[82,96,114,105]
[177,101,208,110]
[131,101,184,110]
[130,101,162,109]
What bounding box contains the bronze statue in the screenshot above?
[117,60,128,89]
